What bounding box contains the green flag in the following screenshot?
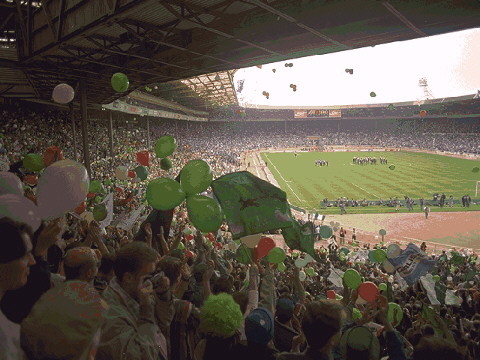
[211,171,294,239]
[282,220,317,260]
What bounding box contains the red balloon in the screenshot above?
[326,290,336,300]
[255,237,276,260]
[43,146,64,167]
[216,242,223,250]
[358,282,380,303]
[128,170,136,178]
[74,201,87,215]
[207,233,215,242]
[419,110,427,118]
[136,151,150,167]
[185,234,194,241]
[87,192,96,199]
[24,175,38,186]
[186,250,194,258]
[115,186,124,193]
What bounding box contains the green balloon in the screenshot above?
[379,229,387,236]
[379,283,387,292]
[277,262,286,272]
[155,136,177,158]
[389,165,395,170]
[433,275,440,282]
[387,303,403,327]
[111,72,129,92]
[343,269,362,290]
[89,180,104,194]
[340,247,350,255]
[186,195,223,233]
[235,246,253,265]
[23,153,45,172]
[94,195,102,203]
[146,178,186,210]
[177,242,185,250]
[373,249,387,263]
[352,307,362,320]
[306,267,315,276]
[473,167,480,173]
[160,158,173,171]
[370,91,376,97]
[267,247,287,264]
[93,204,107,221]
[180,159,213,195]
[134,166,149,181]
[319,225,333,239]
[104,179,112,186]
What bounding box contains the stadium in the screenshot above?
[0,1,480,359]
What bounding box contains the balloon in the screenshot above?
[389,165,395,170]
[306,267,315,277]
[136,151,150,167]
[299,271,306,281]
[379,283,387,292]
[379,229,387,236]
[319,225,333,239]
[155,136,177,158]
[370,92,376,97]
[368,251,378,263]
[326,290,336,300]
[115,166,128,180]
[358,282,379,303]
[383,259,396,274]
[93,204,107,221]
[433,275,440,282]
[43,146,63,167]
[0,194,41,232]
[0,172,24,197]
[387,303,403,327]
[186,195,223,233]
[387,244,401,258]
[180,159,213,195]
[89,180,104,194]
[111,72,129,92]
[183,227,193,235]
[185,234,194,241]
[352,308,362,320]
[87,192,96,200]
[255,237,276,260]
[340,247,350,255]
[473,167,480,173]
[177,242,185,250]
[80,211,94,223]
[74,201,86,215]
[240,234,262,248]
[235,246,253,265]
[339,252,346,261]
[134,166,149,181]
[295,258,308,268]
[146,178,186,211]
[52,83,74,104]
[343,269,362,290]
[128,170,136,179]
[373,249,387,263]
[36,160,89,220]
[277,262,286,272]
[160,158,173,171]
[266,247,286,264]
[23,153,45,172]
[419,110,427,118]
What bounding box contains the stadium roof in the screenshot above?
[0,0,480,110]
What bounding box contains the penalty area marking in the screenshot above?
[264,153,306,204]
[351,183,380,199]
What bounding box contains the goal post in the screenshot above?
[476,181,480,197]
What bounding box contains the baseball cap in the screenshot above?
[245,307,274,345]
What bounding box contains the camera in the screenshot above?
[150,271,165,289]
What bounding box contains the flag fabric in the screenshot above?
[211,171,294,239]
[328,267,345,288]
[420,275,440,305]
[116,205,145,231]
[388,243,437,285]
[281,220,317,259]
[99,193,114,229]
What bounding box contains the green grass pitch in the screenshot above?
[260,151,480,214]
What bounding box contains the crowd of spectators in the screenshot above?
[0,104,479,360]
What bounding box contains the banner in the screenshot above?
[388,243,437,285]
[293,109,342,118]
[115,205,145,231]
[99,193,114,229]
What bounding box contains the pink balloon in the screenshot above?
[0,172,24,197]
[36,160,89,220]
[0,194,41,231]
[358,282,380,303]
[326,290,336,300]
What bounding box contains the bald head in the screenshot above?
[63,247,98,283]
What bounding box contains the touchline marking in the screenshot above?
[264,153,306,204]
[251,153,261,178]
[351,183,380,199]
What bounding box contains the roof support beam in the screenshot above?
[56,0,67,43]
[41,0,57,40]
[382,1,427,37]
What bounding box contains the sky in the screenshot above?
[234,28,480,108]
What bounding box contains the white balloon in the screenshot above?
[115,166,128,180]
[295,258,308,268]
[0,172,24,197]
[52,83,75,104]
[299,271,306,281]
[240,234,262,248]
[387,244,402,258]
[383,259,396,274]
[0,194,41,231]
[80,211,94,223]
[37,160,89,220]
